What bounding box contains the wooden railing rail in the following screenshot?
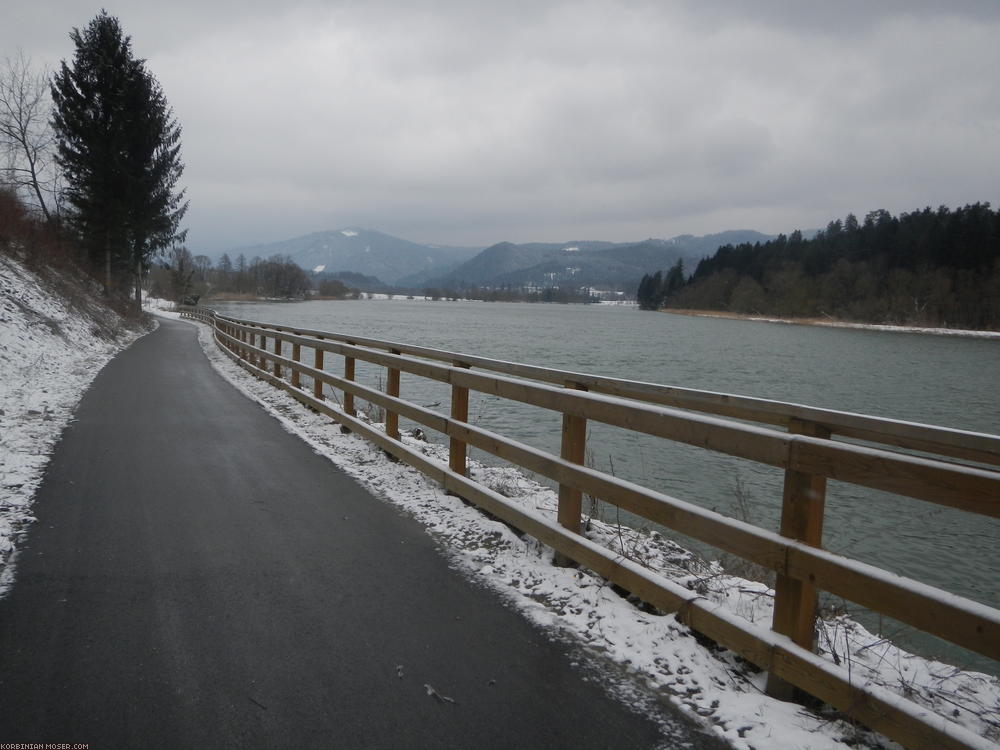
[207,310,1000,468]
[180,306,999,750]
[207,316,999,517]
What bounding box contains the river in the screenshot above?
[209,298,1000,674]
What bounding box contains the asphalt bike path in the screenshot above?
[0,317,720,748]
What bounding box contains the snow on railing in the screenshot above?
[181,305,999,750]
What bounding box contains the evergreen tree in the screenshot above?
[664,259,685,297]
[637,273,653,309]
[650,270,663,308]
[51,11,187,309]
[637,271,664,310]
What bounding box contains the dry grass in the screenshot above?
[663,308,847,327]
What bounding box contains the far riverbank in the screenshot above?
[662,307,1000,339]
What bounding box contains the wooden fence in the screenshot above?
[180,305,999,750]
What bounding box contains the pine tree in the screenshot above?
[637,273,652,309]
[649,270,663,309]
[51,11,187,308]
[664,259,685,297]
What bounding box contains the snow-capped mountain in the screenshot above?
[227,228,480,285]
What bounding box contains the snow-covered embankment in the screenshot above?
[0,253,148,593]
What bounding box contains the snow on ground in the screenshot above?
[753,317,1000,339]
[2,263,993,746]
[0,254,148,595]
[676,310,1000,339]
[175,309,1000,750]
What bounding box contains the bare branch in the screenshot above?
[0,50,55,222]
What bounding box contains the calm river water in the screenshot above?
[211,298,1000,673]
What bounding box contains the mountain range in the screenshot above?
[226,228,480,285]
[224,228,774,291]
[422,231,773,291]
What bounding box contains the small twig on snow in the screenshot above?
[424,683,457,704]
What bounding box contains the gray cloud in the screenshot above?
[3,1,998,252]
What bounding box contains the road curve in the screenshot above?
[0,317,718,749]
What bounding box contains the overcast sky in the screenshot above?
[6,1,999,252]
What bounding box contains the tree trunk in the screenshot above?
[25,150,51,224]
[29,167,52,224]
[134,258,143,313]
[104,244,112,297]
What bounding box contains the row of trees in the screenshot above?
[639,204,1000,329]
[688,204,997,283]
[1,12,187,311]
[636,260,684,310]
[148,249,330,302]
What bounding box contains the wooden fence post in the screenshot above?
[449,363,471,476]
[766,418,831,700]
[313,347,325,400]
[343,343,356,416]
[291,342,301,388]
[557,382,588,534]
[386,349,401,439]
[273,336,282,378]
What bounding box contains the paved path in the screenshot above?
[0,318,717,749]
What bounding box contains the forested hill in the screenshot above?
[643,203,999,329]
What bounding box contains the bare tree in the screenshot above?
[0,51,55,222]
[168,246,196,301]
[192,254,212,282]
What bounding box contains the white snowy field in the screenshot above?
[0,253,148,594]
[352,293,636,306]
[749,317,1000,339]
[167,305,999,750]
[670,309,1000,339]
